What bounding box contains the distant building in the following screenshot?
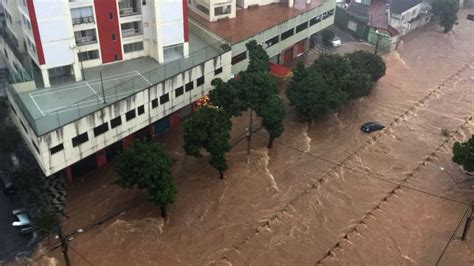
[388,0,431,36]
[1,0,336,181]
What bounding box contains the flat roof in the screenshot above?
[189,0,324,44]
[13,32,222,136]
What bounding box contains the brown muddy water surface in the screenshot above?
[31,10,474,266]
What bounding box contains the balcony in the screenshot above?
[121,21,142,38]
[72,16,95,26]
[74,29,97,46]
[119,0,141,17]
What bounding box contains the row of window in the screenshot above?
[48,74,212,155]
[231,9,335,65]
[78,41,144,62]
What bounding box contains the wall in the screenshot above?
[94,0,122,63]
[334,6,369,40]
[9,50,232,176]
[158,0,185,47]
[230,0,336,73]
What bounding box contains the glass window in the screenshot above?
[78,50,99,62]
[72,132,89,147]
[232,52,247,65]
[151,99,158,108]
[296,22,308,33]
[124,42,144,53]
[175,86,184,97]
[185,81,194,92]
[281,29,294,40]
[50,144,64,155]
[137,105,145,115]
[110,116,122,128]
[197,76,205,86]
[265,36,279,48]
[126,110,136,121]
[93,123,109,137]
[160,93,169,104]
[163,44,184,63]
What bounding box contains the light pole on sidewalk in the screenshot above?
[374,29,381,55]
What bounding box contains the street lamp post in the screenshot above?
[374,29,381,55]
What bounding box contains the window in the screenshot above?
[74,29,97,45]
[93,123,109,137]
[10,104,16,115]
[112,34,116,41]
[151,98,158,108]
[20,120,28,133]
[175,86,184,97]
[322,12,330,20]
[110,116,122,128]
[265,36,279,48]
[160,93,169,104]
[214,67,223,75]
[197,76,205,86]
[72,132,89,147]
[123,42,144,53]
[126,109,136,121]
[310,15,322,26]
[163,44,183,62]
[142,0,146,5]
[185,81,194,92]
[71,6,94,25]
[78,50,99,62]
[137,105,145,115]
[281,29,294,40]
[114,54,119,61]
[296,22,308,33]
[50,144,64,155]
[231,52,247,65]
[32,140,40,154]
[328,9,335,16]
[109,12,113,20]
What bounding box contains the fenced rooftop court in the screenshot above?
[12,32,224,136]
[189,0,323,44]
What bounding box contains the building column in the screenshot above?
[288,0,294,8]
[41,68,51,88]
[183,42,190,58]
[73,62,83,81]
[96,149,107,168]
[64,166,73,185]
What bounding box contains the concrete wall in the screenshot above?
[231,0,336,73]
[388,4,422,36]
[8,50,232,176]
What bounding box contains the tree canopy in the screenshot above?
[258,94,286,148]
[347,50,386,82]
[183,106,232,178]
[116,139,175,217]
[287,51,385,122]
[452,135,474,172]
[432,0,459,33]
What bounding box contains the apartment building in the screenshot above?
[1,0,189,88]
[3,0,335,181]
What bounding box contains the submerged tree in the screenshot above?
[258,94,286,149]
[432,0,459,33]
[452,135,474,172]
[183,106,232,178]
[347,50,386,82]
[116,140,175,218]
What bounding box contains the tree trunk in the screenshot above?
[57,227,71,266]
[160,205,167,218]
[267,136,274,149]
[219,169,224,179]
[246,109,254,164]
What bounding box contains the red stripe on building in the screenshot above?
[26,0,45,65]
[183,0,189,42]
[94,0,122,63]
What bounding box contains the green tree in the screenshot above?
[348,50,386,82]
[183,106,232,179]
[286,67,345,122]
[452,135,474,172]
[258,94,285,149]
[313,53,373,101]
[210,40,285,160]
[116,140,175,218]
[432,0,459,33]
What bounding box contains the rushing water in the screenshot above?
[31,9,474,266]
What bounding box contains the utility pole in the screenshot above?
[246,110,253,164]
[100,72,106,104]
[461,201,474,241]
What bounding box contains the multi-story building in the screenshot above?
[2,0,335,181]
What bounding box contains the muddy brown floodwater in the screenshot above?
[31,9,474,266]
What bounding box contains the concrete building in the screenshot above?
[3,0,335,181]
[388,0,431,36]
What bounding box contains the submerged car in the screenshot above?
[331,36,342,47]
[361,122,385,133]
[12,209,33,235]
[0,172,16,195]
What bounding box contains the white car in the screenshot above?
[12,209,31,227]
[331,36,342,47]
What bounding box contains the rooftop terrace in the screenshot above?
[8,32,226,136]
[189,0,324,44]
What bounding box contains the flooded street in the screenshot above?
[34,10,473,266]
